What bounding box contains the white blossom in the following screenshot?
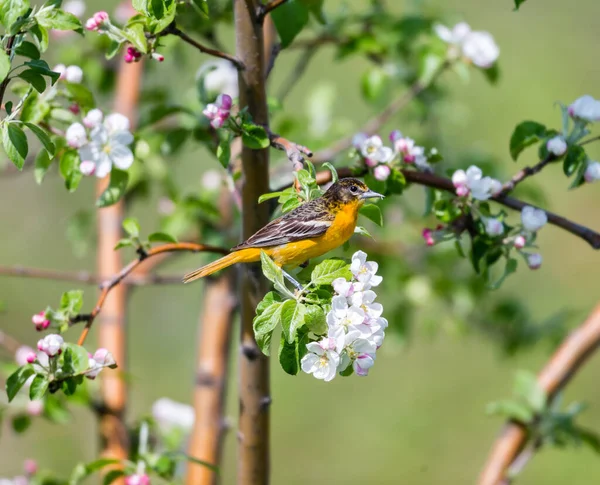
[568,95,600,122]
[348,290,383,321]
[65,65,83,83]
[434,22,471,45]
[483,217,504,236]
[461,31,499,68]
[331,277,355,298]
[546,136,567,156]
[65,122,87,148]
[152,397,195,431]
[352,132,368,149]
[83,108,103,129]
[53,63,67,80]
[527,253,542,270]
[350,250,383,287]
[521,206,547,232]
[86,357,102,379]
[62,0,86,18]
[93,348,116,367]
[373,164,391,181]
[202,169,223,191]
[360,135,394,165]
[197,59,239,98]
[339,330,377,377]
[37,334,64,357]
[584,161,600,183]
[76,113,134,178]
[300,338,342,382]
[469,176,501,200]
[326,296,368,335]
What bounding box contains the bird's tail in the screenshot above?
[183,251,244,283]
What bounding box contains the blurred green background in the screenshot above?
[2,0,600,483]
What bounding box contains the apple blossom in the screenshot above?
[352,132,368,149]
[202,94,233,129]
[568,95,600,122]
[514,235,526,249]
[360,135,394,165]
[53,64,67,80]
[461,31,500,68]
[198,59,239,98]
[62,0,85,18]
[65,122,87,148]
[584,161,600,183]
[373,164,391,181]
[65,65,83,83]
[152,397,195,431]
[434,22,472,46]
[546,136,567,156]
[37,334,64,357]
[27,400,44,416]
[23,459,37,476]
[83,109,103,129]
[527,253,542,270]
[202,169,223,191]
[125,474,150,485]
[300,339,341,382]
[483,217,504,236]
[350,250,383,287]
[15,346,36,366]
[93,348,116,367]
[32,311,50,331]
[85,11,109,31]
[85,357,102,379]
[152,52,165,62]
[521,206,547,232]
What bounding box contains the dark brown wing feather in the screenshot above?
[232,197,334,250]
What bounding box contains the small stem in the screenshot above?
[498,154,555,196]
[258,0,289,21]
[580,135,600,146]
[0,36,16,108]
[166,24,244,70]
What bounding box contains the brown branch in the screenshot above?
[479,303,600,485]
[311,63,449,164]
[235,1,272,483]
[165,24,244,69]
[75,242,228,346]
[0,265,190,285]
[269,131,313,170]
[185,271,237,485]
[305,167,600,249]
[258,0,289,20]
[498,154,555,196]
[0,36,15,108]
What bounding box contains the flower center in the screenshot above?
[319,356,329,368]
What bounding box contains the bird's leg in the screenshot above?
[299,260,310,268]
[282,269,303,291]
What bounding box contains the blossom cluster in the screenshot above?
[434,22,500,69]
[352,130,434,181]
[301,251,387,381]
[52,64,83,84]
[0,459,37,485]
[452,165,502,200]
[567,95,600,182]
[65,110,134,177]
[202,94,233,129]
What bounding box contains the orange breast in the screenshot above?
[266,200,361,267]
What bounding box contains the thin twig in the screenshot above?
[258,0,289,21]
[498,154,555,196]
[478,303,600,485]
[311,63,450,163]
[0,266,191,285]
[166,24,244,70]
[74,242,228,346]
[0,36,16,108]
[284,166,600,249]
[269,131,313,170]
[579,135,600,146]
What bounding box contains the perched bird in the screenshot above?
[182,178,384,284]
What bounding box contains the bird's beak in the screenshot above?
[361,190,385,200]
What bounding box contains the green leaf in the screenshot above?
[252,301,283,355]
[62,343,90,374]
[304,304,326,334]
[281,197,302,214]
[241,124,270,149]
[70,458,122,484]
[0,0,29,32]
[271,0,309,48]
[11,414,32,433]
[513,0,527,10]
[21,91,50,123]
[216,138,231,168]
[387,168,406,194]
[132,0,148,14]
[260,251,296,299]
[0,50,9,83]
[103,470,126,485]
[34,149,53,184]
[60,290,83,314]
[148,231,178,243]
[322,162,338,183]
[6,364,35,402]
[354,226,373,238]
[419,52,444,85]
[25,60,60,84]
[114,238,135,250]
[18,69,46,92]
[509,121,546,161]
[563,145,586,177]
[15,40,40,59]
[191,0,209,16]
[514,370,546,413]
[279,333,300,375]
[481,63,500,84]
[59,149,82,192]
[122,217,140,238]
[359,204,383,226]
[97,169,129,208]
[29,374,49,400]
[66,83,95,112]
[486,399,534,423]
[31,24,49,53]
[280,300,306,343]
[2,122,28,170]
[299,0,325,22]
[488,258,518,290]
[258,191,285,204]
[35,7,82,31]
[361,67,388,102]
[310,259,351,286]
[24,122,55,155]
[122,23,148,54]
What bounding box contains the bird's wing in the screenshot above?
[232,199,334,250]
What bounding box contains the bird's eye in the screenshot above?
[350,185,358,193]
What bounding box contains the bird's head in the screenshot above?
[324,177,384,205]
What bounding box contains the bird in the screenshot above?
[182,177,384,285]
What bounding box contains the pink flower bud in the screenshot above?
[403,154,415,163]
[27,400,44,416]
[93,348,116,367]
[422,228,435,246]
[210,116,225,129]
[85,18,98,30]
[125,474,150,485]
[373,164,391,181]
[527,253,542,270]
[152,52,165,62]
[389,129,402,143]
[364,157,378,168]
[32,311,50,331]
[69,103,80,114]
[79,160,96,176]
[217,93,233,111]
[53,64,67,80]
[93,11,109,24]
[24,459,37,476]
[26,352,37,364]
[15,346,35,366]
[513,235,526,249]
[124,53,134,63]
[455,185,469,197]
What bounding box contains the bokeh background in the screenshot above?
[2,0,600,483]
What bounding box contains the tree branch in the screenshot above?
[294,167,600,249]
[0,36,16,108]
[498,154,555,196]
[258,0,289,21]
[311,63,449,164]
[74,242,228,346]
[165,24,244,69]
[234,0,272,483]
[478,303,600,485]
[185,271,237,485]
[269,131,313,169]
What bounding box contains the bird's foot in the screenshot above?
[282,270,303,292]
